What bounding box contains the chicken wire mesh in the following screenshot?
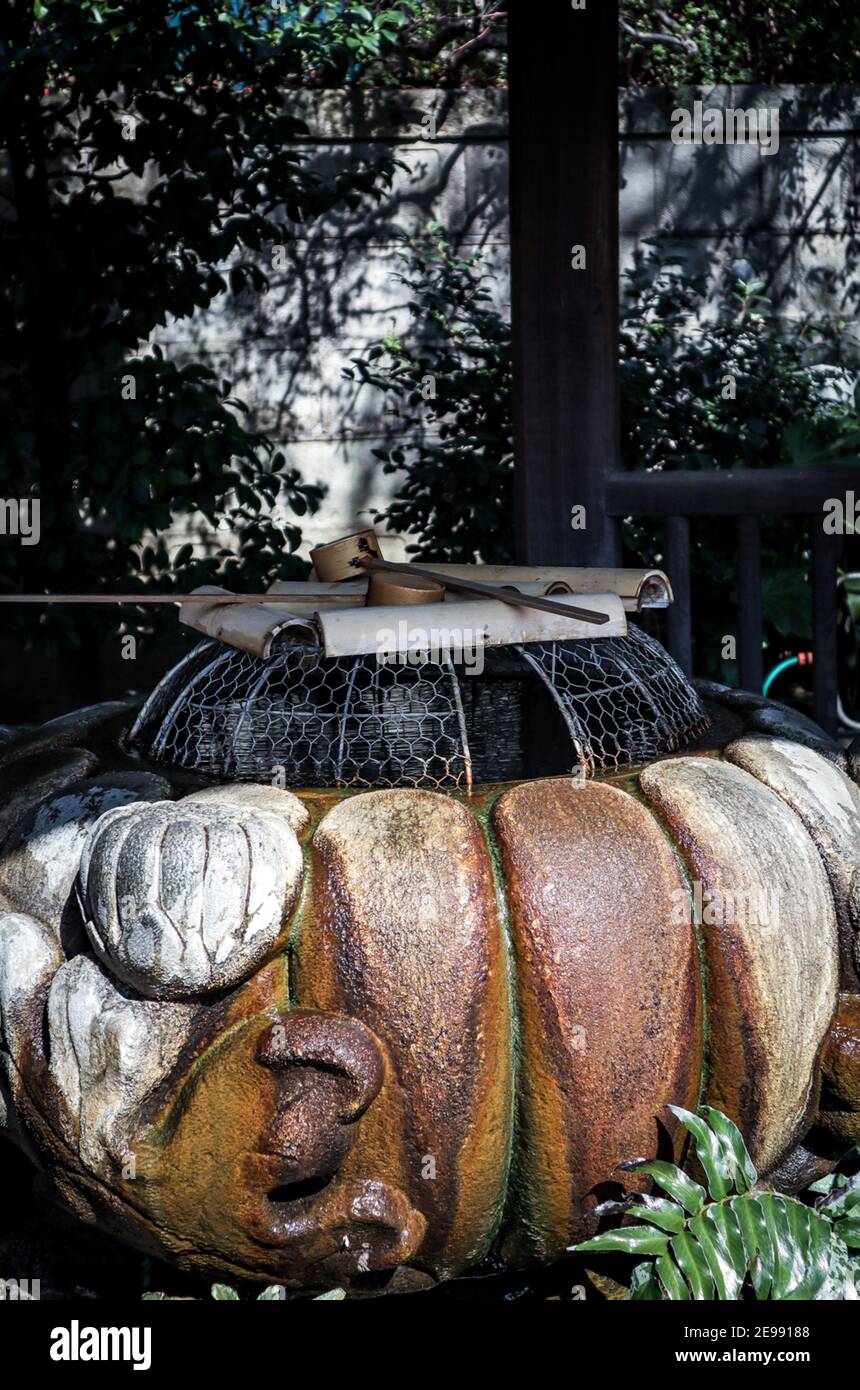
[129,623,709,791]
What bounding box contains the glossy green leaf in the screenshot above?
[572,1225,670,1257]
[655,1252,691,1300]
[731,1192,774,1298]
[700,1106,758,1192]
[626,1195,686,1234]
[669,1106,732,1200]
[629,1262,663,1300]
[619,1159,706,1215]
[689,1209,744,1300]
[835,1216,860,1248]
[706,1202,746,1283]
[670,1230,715,1300]
[762,1193,799,1300]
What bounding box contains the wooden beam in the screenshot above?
[606,468,857,517]
[509,0,621,566]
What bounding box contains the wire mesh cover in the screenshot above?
[130,624,709,791]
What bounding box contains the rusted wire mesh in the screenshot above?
[130,625,709,790]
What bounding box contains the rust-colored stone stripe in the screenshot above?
[295,789,513,1279]
[492,777,702,1263]
[639,756,839,1174]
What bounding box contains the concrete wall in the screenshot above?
[157,85,859,557]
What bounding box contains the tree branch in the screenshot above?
[619,15,698,56]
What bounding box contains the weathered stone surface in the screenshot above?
[0,775,170,932]
[1,700,858,1292]
[693,679,767,711]
[747,704,845,764]
[132,1008,426,1286]
[182,782,309,835]
[0,748,98,854]
[726,735,860,985]
[847,734,860,787]
[46,954,200,1177]
[299,788,512,1278]
[820,993,860,1144]
[79,799,304,999]
[0,702,137,771]
[0,911,64,1132]
[492,777,702,1261]
[639,756,839,1173]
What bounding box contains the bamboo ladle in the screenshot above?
[352,554,609,626]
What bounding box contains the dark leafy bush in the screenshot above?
[621,2,860,86]
[344,226,513,561]
[0,0,400,665]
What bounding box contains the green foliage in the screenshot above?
[572,1106,860,1301]
[344,227,513,562]
[621,2,860,85]
[620,242,859,475]
[209,1282,345,1300]
[266,3,506,88]
[0,0,399,660]
[352,230,857,677]
[620,242,858,672]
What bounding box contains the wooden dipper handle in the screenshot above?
[355,556,609,626]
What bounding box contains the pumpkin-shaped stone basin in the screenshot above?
[0,693,858,1293]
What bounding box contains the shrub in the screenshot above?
[0,0,399,666]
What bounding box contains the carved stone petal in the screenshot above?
[726,735,860,986]
[301,789,512,1279]
[492,777,702,1261]
[79,800,303,999]
[639,756,839,1174]
[46,954,200,1177]
[182,783,309,835]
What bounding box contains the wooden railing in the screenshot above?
[604,468,851,734]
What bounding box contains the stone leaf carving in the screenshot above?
[47,953,200,1178]
[0,910,64,1134]
[78,799,303,999]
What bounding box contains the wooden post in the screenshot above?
[665,517,693,675]
[508,0,621,567]
[737,515,764,692]
[812,528,839,735]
